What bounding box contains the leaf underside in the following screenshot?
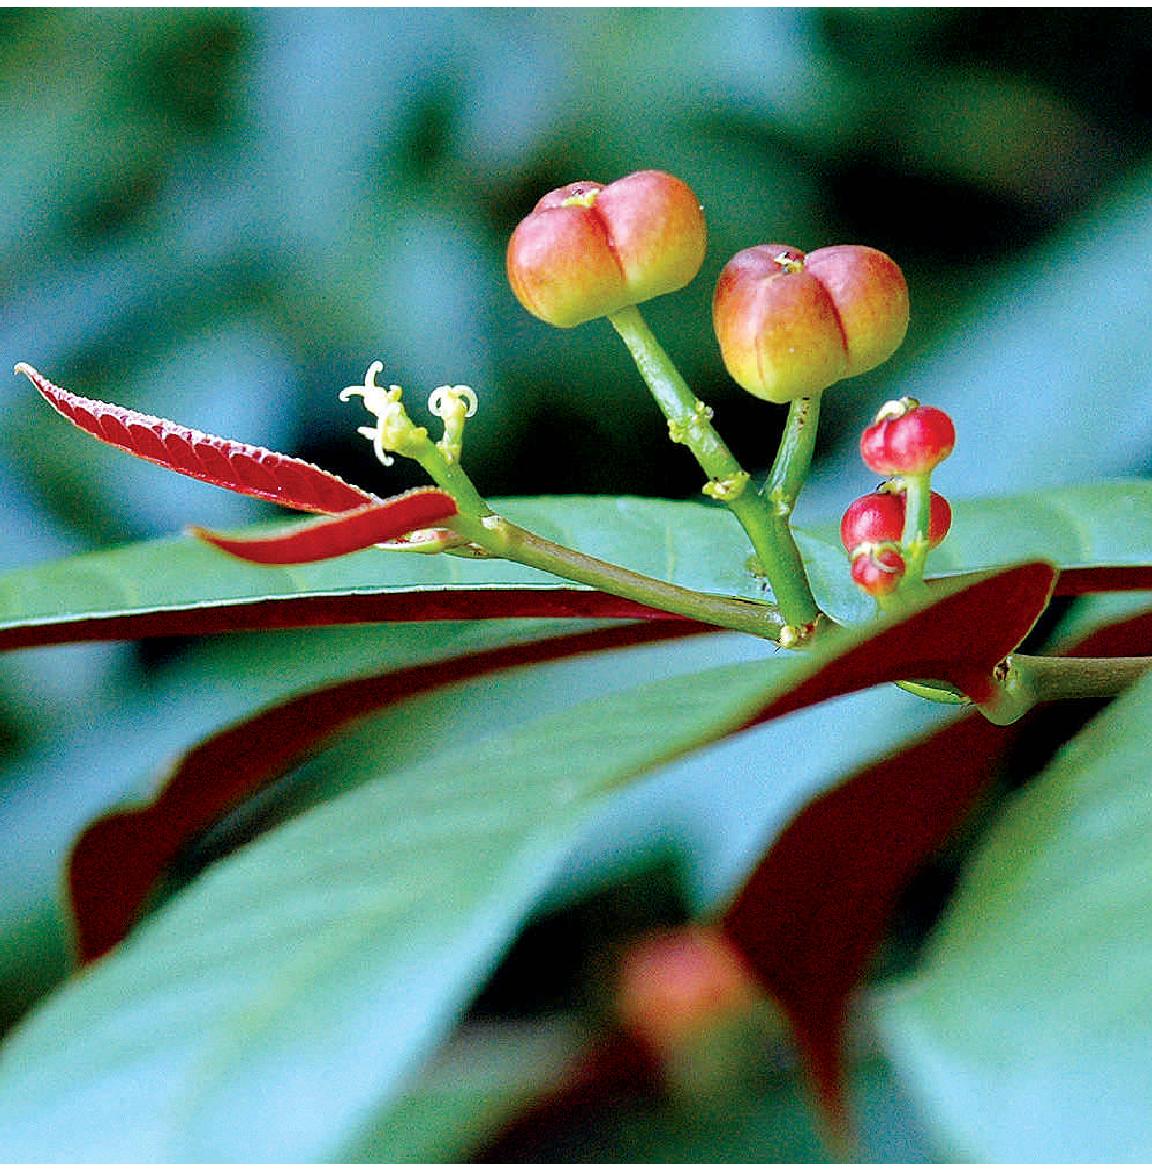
[0,563,1058,1160]
[16,364,378,515]
[876,611,1152,1160]
[69,564,1053,964]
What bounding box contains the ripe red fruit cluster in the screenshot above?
[860,398,955,477]
[712,244,909,402]
[840,488,952,552]
[506,170,707,328]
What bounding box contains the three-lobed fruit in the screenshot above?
[506,170,707,328]
[712,243,909,403]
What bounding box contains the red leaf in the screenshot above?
[723,713,1012,1141]
[1053,565,1152,595]
[190,489,458,564]
[0,589,692,653]
[749,560,1057,720]
[68,621,714,962]
[15,363,378,514]
[722,592,1152,1148]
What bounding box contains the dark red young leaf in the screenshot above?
[190,488,458,564]
[15,363,378,515]
[0,590,692,653]
[723,713,1013,1142]
[750,560,1057,719]
[722,596,1152,1148]
[68,620,714,962]
[1052,565,1152,595]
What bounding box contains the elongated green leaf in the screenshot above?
[0,482,1147,648]
[0,661,801,1161]
[0,617,629,1023]
[69,622,708,962]
[876,669,1152,1161]
[0,566,1049,1160]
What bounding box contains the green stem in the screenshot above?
[448,512,783,640]
[401,431,492,518]
[607,305,820,631]
[762,393,824,628]
[899,472,932,590]
[765,393,822,511]
[390,396,784,639]
[979,653,1152,725]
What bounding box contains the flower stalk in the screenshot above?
[608,305,821,632]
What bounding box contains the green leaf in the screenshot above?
[0,658,799,1160]
[0,566,1050,1160]
[0,482,1149,647]
[0,618,619,1021]
[67,623,709,962]
[876,669,1152,1161]
[342,1020,585,1163]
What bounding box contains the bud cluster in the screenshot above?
[842,399,957,600]
[506,166,928,626]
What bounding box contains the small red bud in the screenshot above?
[712,243,909,403]
[507,170,707,328]
[860,400,956,476]
[850,542,906,597]
[840,488,952,550]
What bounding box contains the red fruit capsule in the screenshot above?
[840,489,952,550]
[712,243,909,403]
[860,399,956,477]
[507,170,707,328]
[850,543,906,597]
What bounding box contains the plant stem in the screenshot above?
[404,432,493,518]
[900,472,932,587]
[1016,654,1152,703]
[979,653,1152,725]
[607,305,820,630]
[404,426,783,637]
[765,393,822,511]
[448,512,784,640]
[762,393,824,626]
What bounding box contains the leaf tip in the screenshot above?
[186,524,225,551]
[13,361,38,383]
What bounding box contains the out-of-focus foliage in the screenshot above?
[2,9,1152,1161]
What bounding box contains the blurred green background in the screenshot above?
[2,10,1152,1157]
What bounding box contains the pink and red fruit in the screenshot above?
[860,401,956,477]
[840,489,952,551]
[507,170,707,328]
[850,543,907,597]
[712,244,909,403]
